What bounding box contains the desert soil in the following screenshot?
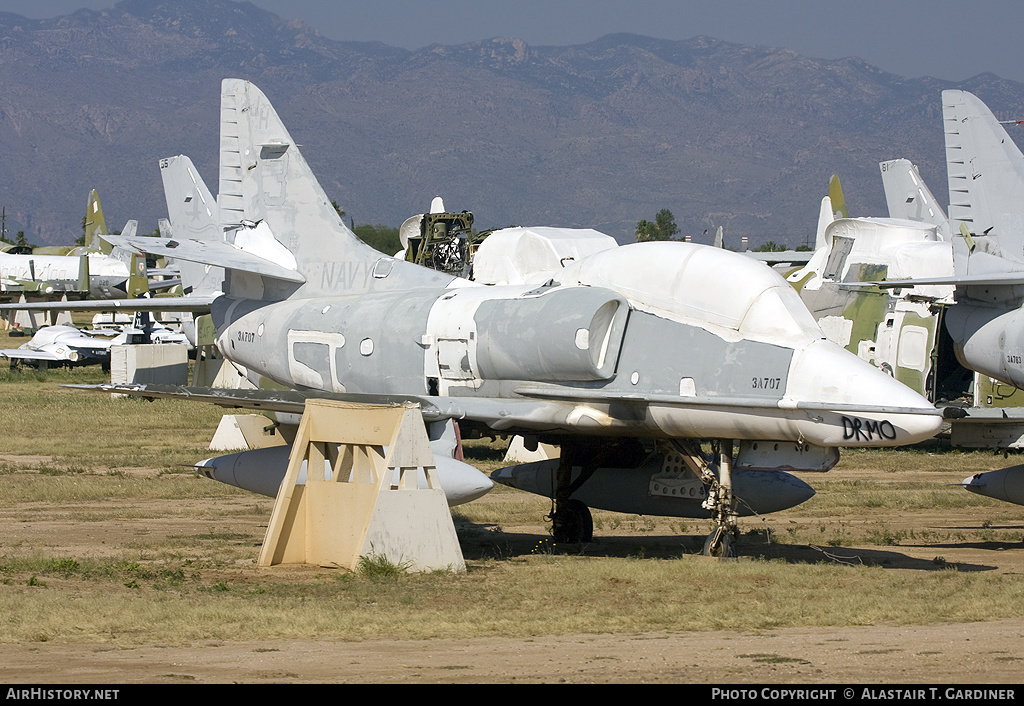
[2,462,1024,684]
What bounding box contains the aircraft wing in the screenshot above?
[67,384,576,431]
[0,296,216,313]
[68,383,945,435]
[102,235,305,284]
[745,251,813,265]
[0,349,63,361]
[872,273,1024,288]
[1,278,60,293]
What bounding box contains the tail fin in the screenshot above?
[216,78,453,298]
[106,221,149,298]
[828,175,848,218]
[879,158,951,238]
[105,80,455,301]
[127,252,149,298]
[159,155,225,297]
[160,155,219,243]
[944,90,1024,266]
[815,195,835,252]
[83,189,108,250]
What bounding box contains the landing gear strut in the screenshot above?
[672,439,739,557]
[702,440,738,557]
[549,439,633,544]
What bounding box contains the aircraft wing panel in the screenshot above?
[873,273,1024,288]
[0,296,216,313]
[102,235,305,283]
[511,385,944,417]
[0,349,62,361]
[745,251,813,265]
[65,384,576,432]
[68,382,943,442]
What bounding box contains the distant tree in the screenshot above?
[654,209,679,240]
[635,209,679,242]
[76,215,87,246]
[795,244,812,252]
[15,230,28,248]
[754,240,785,252]
[354,224,402,255]
[635,219,657,242]
[333,200,356,229]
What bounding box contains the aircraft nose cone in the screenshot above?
[786,339,943,447]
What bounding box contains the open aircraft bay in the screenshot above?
[0,368,1022,683]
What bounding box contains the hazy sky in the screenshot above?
[3,0,1023,83]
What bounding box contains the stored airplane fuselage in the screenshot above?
[0,252,130,299]
[210,242,942,450]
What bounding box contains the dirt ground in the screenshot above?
[2,460,1024,684]
[3,619,1024,684]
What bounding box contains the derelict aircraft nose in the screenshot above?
[785,339,943,447]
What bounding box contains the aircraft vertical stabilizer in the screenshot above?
[83,190,108,251]
[828,175,848,218]
[815,195,834,252]
[216,79,454,299]
[944,90,1024,265]
[879,159,950,238]
[160,155,225,297]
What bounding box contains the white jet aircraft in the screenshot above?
[89,79,945,555]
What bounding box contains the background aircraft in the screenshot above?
[870,91,1024,505]
[0,325,111,367]
[93,79,944,556]
[783,175,967,407]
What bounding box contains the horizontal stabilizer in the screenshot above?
[101,234,305,284]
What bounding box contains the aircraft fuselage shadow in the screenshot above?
[453,522,1002,571]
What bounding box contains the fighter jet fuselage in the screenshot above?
[211,241,941,451]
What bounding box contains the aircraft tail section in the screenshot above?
[828,175,848,219]
[159,155,225,298]
[815,195,834,251]
[84,189,108,251]
[161,155,220,244]
[105,220,149,298]
[879,159,950,238]
[216,79,454,299]
[103,80,457,301]
[944,90,1024,267]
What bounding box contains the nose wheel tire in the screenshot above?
[702,526,735,558]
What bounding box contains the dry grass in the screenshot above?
[2,541,1023,644]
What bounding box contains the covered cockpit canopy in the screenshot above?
[472,227,618,285]
[555,242,824,345]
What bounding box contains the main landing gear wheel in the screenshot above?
[551,499,594,544]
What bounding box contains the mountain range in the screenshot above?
[1,0,1023,248]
